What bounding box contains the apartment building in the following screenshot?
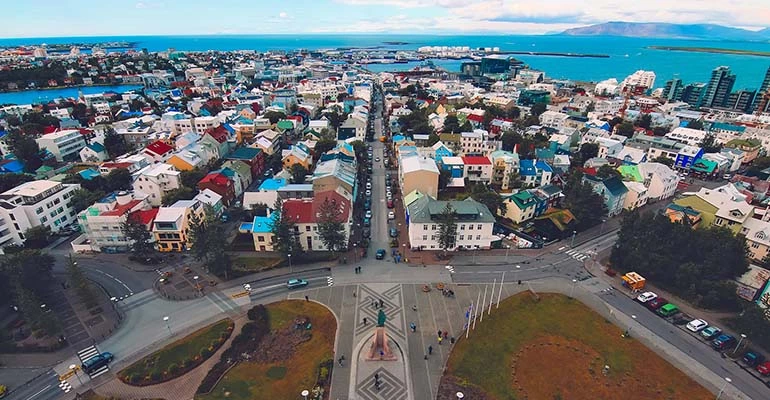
[36,129,86,161]
[406,196,495,250]
[153,199,205,252]
[133,163,182,206]
[76,191,152,252]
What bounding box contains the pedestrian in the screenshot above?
[438,336,443,345]
[424,354,428,360]
[443,332,448,340]
[450,336,455,344]
[410,322,416,332]
[353,291,356,298]
[412,304,417,311]
[428,345,433,355]
[363,317,368,325]
[375,373,379,382]
[305,295,309,302]
[379,299,384,308]
[437,330,442,338]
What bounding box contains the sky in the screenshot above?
[3,0,770,38]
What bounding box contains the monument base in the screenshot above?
[365,327,397,361]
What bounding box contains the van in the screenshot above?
[657,303,679,317]
[82,352,114,374]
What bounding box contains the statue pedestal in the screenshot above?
[365,327,397,361]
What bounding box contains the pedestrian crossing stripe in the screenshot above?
[89,365,110,379]
[327,277,334,287]
[59,380,72,393]
[77,345,99,362]
[445,265,455,273]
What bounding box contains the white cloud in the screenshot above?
[279,11,289,18]
[135,1,164,10]
[135,2,146,8]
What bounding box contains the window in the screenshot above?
[36,207,43,214]
[423,224,428,230]
[469,225,474,230]
[305,226,311,232]
[431,235,436,241]
[459,235,464,240]
[431,224,436,230]
[460,224,465,230]
[422,235,428,240]
[476,235,481,240]
[751,242,760,249]
[258,236,265,242]
[54,198,60,205]
[477,224,482,230]
[9,214,15,221]
[57,207,64,214]
[40,216,48,223]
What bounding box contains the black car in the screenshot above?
[82,352,114,374]
[363,228,371,238]
[376,249,386,260]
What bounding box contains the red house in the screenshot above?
[198,172,235,206]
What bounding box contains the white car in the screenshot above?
[243,283,252,292]
[388,211,395,220]
[366,182,372,190]
[636,291,657,303]
[686,319,708,332]
[365,210,372,219]
[366,189,372,196]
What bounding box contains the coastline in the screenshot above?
[0,83,143,95]
[647,46,770,57]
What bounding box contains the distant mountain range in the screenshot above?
[560,22,770,41]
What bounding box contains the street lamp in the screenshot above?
[570,279,577,298]
[716,377,732,400]
[353,243,357,262]
[69,364,82,385]
[571,230,577,247]
[301,389,309,400]
[287,253,292,273]
[626,314,637,337]
[472,245,479,264]
[456,392,464,399]
[193,275,200,293]
[505,244,511,263]
[163,316,171,335]
[600,219,607,235]
[735,333,747,353]
[515,265,521,283]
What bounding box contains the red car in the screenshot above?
[387,200,394,208]
[645,297,668,311]
[757,361,770,376]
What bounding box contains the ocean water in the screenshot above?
[0,85,142,106]
[1,34,769,104]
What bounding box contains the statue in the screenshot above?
[366,309,396,361]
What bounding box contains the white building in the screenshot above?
[637,162,680,201]
[460,130,486,155]
[406,196,496,251]
[36,129,86,161]
[621,70,656,90]
[133,163,182,207]
[76,191,152,252]
[0,180,80,250]
[666,127,708,146]
[539,111,569,130]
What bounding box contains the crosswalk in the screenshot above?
[59,379,72,393]
[77,345,110,378]
[445,265,455,274]
[327,276,334,287]
[565,248,592,261]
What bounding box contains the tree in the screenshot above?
[596,164,621,179]
[459,120,473,132]
[269,199,300,256]
[615,121,635,137]
[106,168,132,192]
[700,134,721,153]
[636,113,652,130]
[438,169,452,190]
[460,184,506,215]
[122,216,154,259]
[0,173,34,193]
[651,156,674,167]
[67,256,98,309]
[7,130,43,172]
[507,170,522,189]
[1,249,55,298]
[579,143,599,163]
[325,109,346,132]
[23,226,52,249]
[263,110,286,124]
[103,128,131,159]
[14,281,59,335]
[427,133,440,146]
[188,206,232,278]
[442,115,461,133]
[162,187,195,206]
[686,119,704,130]
[652,126,669,137]
[530,102,547,117]
[180,168,207,189]
[316,198,346,254]
[70,189,107,213]
[500,129,523,152]
[437,203,458,256]
[562,172,607,231]
[290,164,309,184]
[314,138,337,157]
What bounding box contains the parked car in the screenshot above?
[757,361,770,376]
[645,297,667,311]
[636,292,657,303]
[389,227,398,238]
[365,189,372,197]
[82,352,114,374]
[686,319,708,332]
[363,218,371,227]
[243,283,252,292]
[712,334,736,350]
[700,326,721,340]
[286,278,309,289]
[388,211,395,220]
[366,182,372,190]
[387,200,394,208]
[365,210,372,219]
[376,249,386,260]
[656,303,680,317]
[363,228,371,238]
[364,200,371,210]
[743,351,765,367]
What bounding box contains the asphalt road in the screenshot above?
[7,370,62,400]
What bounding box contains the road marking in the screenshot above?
[90,269,132,293]
[327,276,334,287]
[558,246,566,251]
[26,384,51,400]
[59,381,72,393]
[231,291,250,299]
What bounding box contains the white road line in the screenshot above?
[558,246,566,251]
[91,269,132,292]
[25,384,51,400]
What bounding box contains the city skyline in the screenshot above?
[2,0,770,38]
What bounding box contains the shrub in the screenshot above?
[180,358,191,368]
[150,371,162,382]
[211,339,221,349]
[200,347,212,358]
[247,304,268,321]
[128,373,141,384]
[167,363,179,375]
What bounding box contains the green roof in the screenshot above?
[508,190,537,209]
[408,196,496,224]
[404,189,425,207]
[690,159,717,174]
[617,165,643,182]
[726,138,761,148]
[276,120,294,131]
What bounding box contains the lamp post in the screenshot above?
[353,243,357,262]
[301,389,310,400]
[570,279,577,298]
[570,230,577,247]
[505,244,511,263]
[600,219,607,235]
[472,245,479,264]
[193,275,200,293]
[69,364,82,385]
[163,316,171,335]
[456,392,464,399]
[515,265,521,283]
[735,333,747,353]
[288,253,292,273]
[625,314,637,337]
[716,377,732,400]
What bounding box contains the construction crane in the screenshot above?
[619,90,632,120]
[756,91,770,117]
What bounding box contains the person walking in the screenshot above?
[438,336,443,345]
[428,345,433,355]
[443,331,448,340]
[363,317,368,325]
[305,295,309,302]
[450,336,455,345]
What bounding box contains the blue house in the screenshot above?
[520,159,554,187]
[432,142,453,161]
[675,145,704,170]
[438,156,465,179]
[582,175,628,217]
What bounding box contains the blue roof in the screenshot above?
[710,122,746,133]
[228,146,262,160]
[87,142,106,152]
[0,159,24,173]
[535,160,553,172]
[222,123,235,134]
[251,215,274,233]
[78,168,101,181]
[0,130,7,139]
[520,159,537,176]
[218,167,236,179]
[258,178,287,191]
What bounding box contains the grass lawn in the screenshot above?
[197,301,336,400]
[443,293,712,400]
[231,256,282,275]
[119,319,233,385]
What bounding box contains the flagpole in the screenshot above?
[488,279,496,315]
[480,285,488,322]
[465,302,472,339]
[472,290,481,330]
[496,272,505,308]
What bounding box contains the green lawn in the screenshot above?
[119,319,233,385]
[444,293,712,400]
[197,301,336,400]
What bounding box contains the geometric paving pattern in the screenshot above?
[355,284,405,340]
[356,366,408,400]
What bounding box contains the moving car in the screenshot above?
[645,297,667,311]
[286,278,308,289]
[636,291,657,303]
[375,249,386,260]
[365,189,372,197]
[363,218,370,227]
[711,334,736,350]
[686,319,708,332]
[656,303,679,317]
[82,352,114,374]
[243,283,252,292]
[700,326,721,340]
[375,157,380,162]
[389,227,398,238]
[388,211,395,220]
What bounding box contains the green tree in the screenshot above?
[438,169,452,190]
[67,256,98,309]
[106,168,133,192]
[324,109,346,132]
[188,206,232,278]
[263,110,286,124]
[290,163,309,184]
[103,128,131,159]
[579,143,599,163]
[652,126,669,136]
[651,156,674,168]
[442,115,461,133]
[162,187,195,206]
[530,102,547,117]
[121,216,155,259]
[686,119,704,130]
[1,249,55,298]
[314,138,337,157]
[7,130,43,172]
[437,203,458,256]
[636,113,652,130]
[562,172,608,231]
[316,197,346,254]
[22,225,52,249]
[269,199,300,256]
[615,121,635,137]
[507,170,522,189]
[427,133,440,146]
[70,189,107,213]
[596,164,621,179]
[180,168,208,189]
[0,173,34,193]
[700,134,721,153]
[14,281,59,335]
[460,184,506,215]
[500,129,524,152]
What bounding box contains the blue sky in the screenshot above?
[3,0,768,38]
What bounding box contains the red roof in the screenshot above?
[312,190,351,224]
[199,172,231,187]
[145,140,173,156]
[101,162,133,169]
[461,156,492,165]
[206,126,229,143]
[101,199,143,217]
[282,199,315,223]
[128,208,159,226]
[467,114,484,123]
[43,126,58,134]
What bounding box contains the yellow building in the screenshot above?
[152,200,204,252]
